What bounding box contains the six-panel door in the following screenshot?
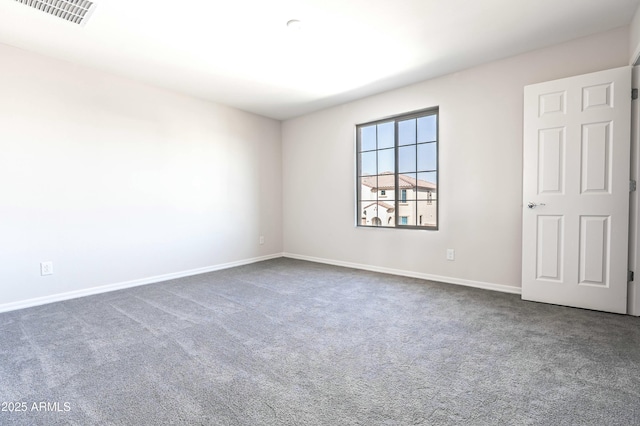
[522,66,631,314]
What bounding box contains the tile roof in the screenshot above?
[361,172,436,191]
[363,201,395,211]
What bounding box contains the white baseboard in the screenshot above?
[0,253,284,314]
[283,252,522,295]
[1,252,521,314]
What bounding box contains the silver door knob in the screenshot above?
[527,202,546,209]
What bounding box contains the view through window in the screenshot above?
[357,108,438,229]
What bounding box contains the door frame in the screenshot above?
[629,64,640,316]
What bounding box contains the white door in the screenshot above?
[522,66,631,314]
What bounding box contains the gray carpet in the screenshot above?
[1,258,639,425]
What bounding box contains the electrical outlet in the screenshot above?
[40,261,53,276]
[446,249,455,261]
[259,236,265,245]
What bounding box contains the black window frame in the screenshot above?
[356,107,439,230]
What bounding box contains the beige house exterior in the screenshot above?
[360,172,437,227]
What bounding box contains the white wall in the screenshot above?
[282,27,629,292]
[631,2,640,64]
[0,43,282,310]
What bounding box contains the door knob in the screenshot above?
[527,202,546,209]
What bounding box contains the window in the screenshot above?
[357,108,438,229]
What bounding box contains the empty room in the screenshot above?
[2,0,640,424]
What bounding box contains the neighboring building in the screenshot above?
[360,172,437,227]
[362,201,395,226]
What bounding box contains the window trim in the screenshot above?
[356,107,439,230]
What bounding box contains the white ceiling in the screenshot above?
[0,0,638,120]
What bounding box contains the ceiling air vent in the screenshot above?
[14,0,96,25]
